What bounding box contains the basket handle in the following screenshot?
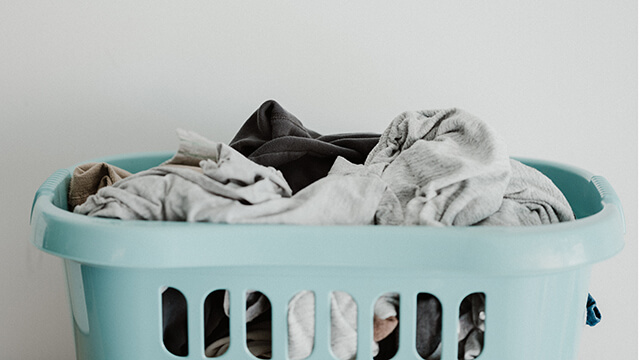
[30,169,71,223]
[591,175,625,233]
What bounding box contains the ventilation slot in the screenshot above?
[373,292,400,360]
[330,291,357,360]
[246,290,272,359]
[458,292,485,359]
[287,291,315,360]
[204,289,230,358]
[416,293,442,359]
[162,287,188,357]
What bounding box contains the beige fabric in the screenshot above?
[68,162,131,210]
[373,314,398,342]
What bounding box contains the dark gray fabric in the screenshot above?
[416,293,442,359]
[229,100,380,193]
[162,287,188,356]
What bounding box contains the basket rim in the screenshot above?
[29,151,626,272]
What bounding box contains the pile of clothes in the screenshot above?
[67,100,583,360]
[71,100,574,226]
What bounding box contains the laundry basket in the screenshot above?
[30,152,625,360]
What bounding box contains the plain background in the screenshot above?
[1,1,637,359]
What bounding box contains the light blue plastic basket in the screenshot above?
[30,152,625,360]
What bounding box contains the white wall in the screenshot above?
[1,1,636,359]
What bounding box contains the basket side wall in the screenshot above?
[65,260,592,360]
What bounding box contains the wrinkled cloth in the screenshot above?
[373,315,398,342]
[75,130,392,226]
[364,108,512,226]
[72,110,573,229]
[68,162,131,210]
[230,100,380,193]
[476,159,575,225]
[74,161,289,221]
[362,108,575,227]
[372,293,400,359]
[74,129,291,220]
[373,294,399,343]
[287,291,316,360]
[416,293,442,359]
[457,294,485,360]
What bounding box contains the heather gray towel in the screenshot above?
[364,108,512,226]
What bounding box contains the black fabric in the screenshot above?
[230,100,380,193]
[162,288,189,356]
[416,293,442,359]
[203,290,229,353]
[374,326,400,360]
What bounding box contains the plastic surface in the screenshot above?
[29,152,626,360]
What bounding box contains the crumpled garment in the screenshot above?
[373,294,399,343]
[476,159,575,225]
[363,108,575,227]
[74,129,392,225]
[230,100,380,193]
[74,129,291,220]
[364,108,512,226]
[68,162,131,210]
[74,111,573,228]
